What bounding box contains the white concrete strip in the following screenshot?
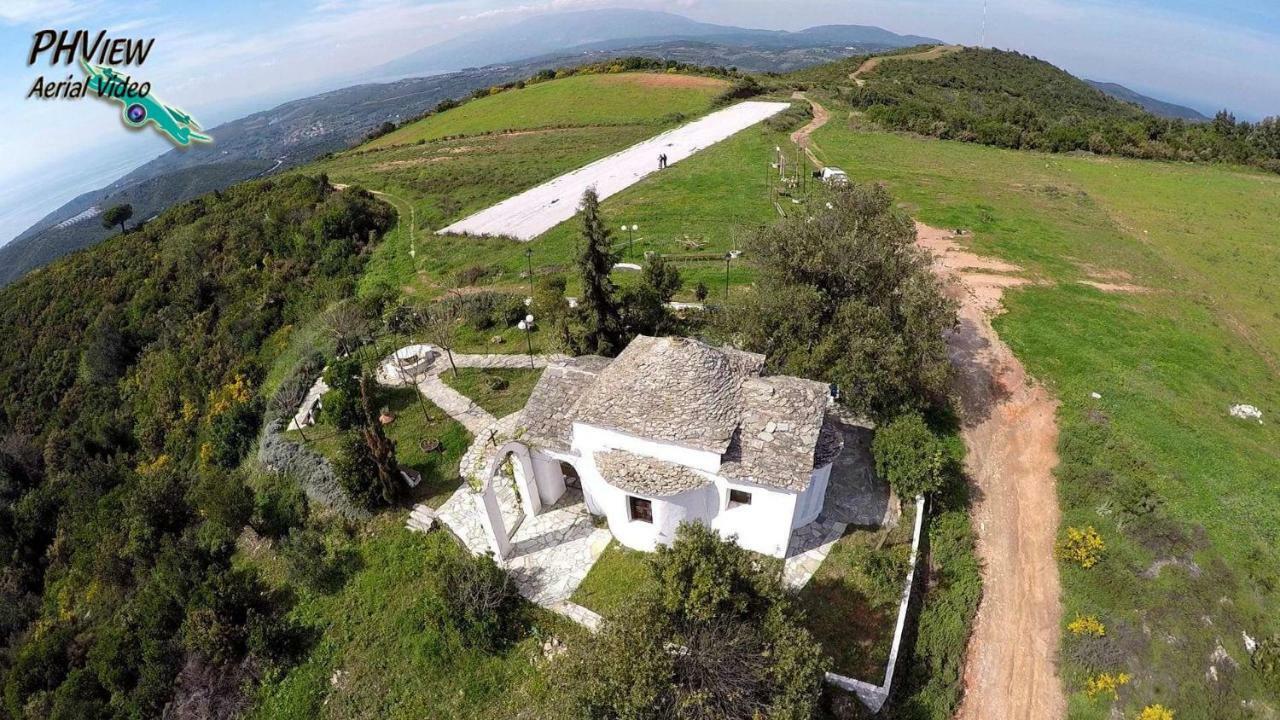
[438,101,791,241]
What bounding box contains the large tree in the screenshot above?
[729,183,956,419]
[575,188,624,356]
[100,203,133,234]
[553,523,826,719]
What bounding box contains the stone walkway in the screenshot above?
[783,422,892,588]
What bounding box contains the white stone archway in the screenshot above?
[474,442,541,562]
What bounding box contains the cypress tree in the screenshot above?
[576,188,623,355]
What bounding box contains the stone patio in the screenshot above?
[783,421,893,588]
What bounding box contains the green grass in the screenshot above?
[569,541,653,617]
[810,117,1280,716]
[246,519,576,719]
[440,367,541,418]
[287,387,471,508]
[798,501,916,680]
[364,73,728,149]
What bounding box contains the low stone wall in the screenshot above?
[257,417,368,521]
[824,494,928,713]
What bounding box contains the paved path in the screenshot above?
[438,101,791,240]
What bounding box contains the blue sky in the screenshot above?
[0,0,1277,246]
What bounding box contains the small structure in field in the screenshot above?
[821,166,849,185]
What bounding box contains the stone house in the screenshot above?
[478,335,843,558]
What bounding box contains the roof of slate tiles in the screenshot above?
[594,450,711,497]
[519,336,839,492]
[572,336,766,454]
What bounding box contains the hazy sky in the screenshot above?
[0,0,1277,245]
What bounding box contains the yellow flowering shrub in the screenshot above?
[1057,525,1105,568]
[207,374,252,415]
[1085,671,1130,698]
[136,453,172,476]
[1068,614,1106,637]
[1138,705,1174,720]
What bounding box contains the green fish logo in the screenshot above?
[81,60,210,146]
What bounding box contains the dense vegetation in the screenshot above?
[552,523,826,719]
[0,175,394,717]
[803,47,1280,173]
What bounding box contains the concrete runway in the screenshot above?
[437,100,791,241]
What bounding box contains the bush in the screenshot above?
[1254,635,1280,693]
[251,472,308,539]
[1138,705,1175,720]
[429,550,523,651]
[1056,526,1105,569]
[694,281,709,302]
[279,526,357,592]
[553,523,825,719]
[872,413,948,499]
[452,264,499,287]
[320,356,364,431]
[332,432,387,510]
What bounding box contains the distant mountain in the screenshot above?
[372,8,940,77]
[1086,80,1210,122]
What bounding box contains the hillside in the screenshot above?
[800,47,1280,173]
[1085,80,1210,122]
[0,175,397,716]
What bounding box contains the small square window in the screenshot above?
[628,496,653,523]
[728,489,752,507]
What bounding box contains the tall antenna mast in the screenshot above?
[981,0,988,47]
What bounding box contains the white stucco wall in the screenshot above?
[792,463,832,529]
[710,479,797,557]
[529,449,568,506]
[566,421,807,558]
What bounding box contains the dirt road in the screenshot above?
[850,45,962,86]
[915,223,1066,720]
[789,92,830,168]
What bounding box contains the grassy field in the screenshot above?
[244,519,574,719]
[302,73,807,304]
[440,367,541,418]
[286,387,471,509]
[797,501,916,681]
[569,541,653,617]
[809,117,1280,716]
[365,73,727,149]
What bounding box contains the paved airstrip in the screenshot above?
[437,100,791,241]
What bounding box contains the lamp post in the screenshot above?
[620,223,637,258]
[723,252,732,301]
[524,246,534,295]
[517,314,535,368]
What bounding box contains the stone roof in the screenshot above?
[572,336,766,454]
[813,416,845,469]
[520,355,612,450]
[718,376,832,491]
[594,450,711,497]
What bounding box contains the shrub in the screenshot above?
[1057,526,1105,569]
[333,431,381,510]
[251,472,308,539]
[694,281,709,302]
[1254,635,1280,692]
[872,413,948,499]
[553,523,825,719]
[1138,705,1175,720]
[452,264,498,287]
[1084,671,1130,699]
[279,526,356,592]
[1067,614,1106,637]
[429,550,524,651]
[320,355,363,430]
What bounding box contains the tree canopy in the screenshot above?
[727,182,956,420]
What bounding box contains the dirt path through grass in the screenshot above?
[790,92,830,168]
[850,45,962,86]
[916,222,1066,720]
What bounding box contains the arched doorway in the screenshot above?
[475,442,541,562]
[560,461,581,490]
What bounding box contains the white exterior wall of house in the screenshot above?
[710,480,797,557]
[528,448,568,506]
[559,421,809,558]
[793,463,834,529]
